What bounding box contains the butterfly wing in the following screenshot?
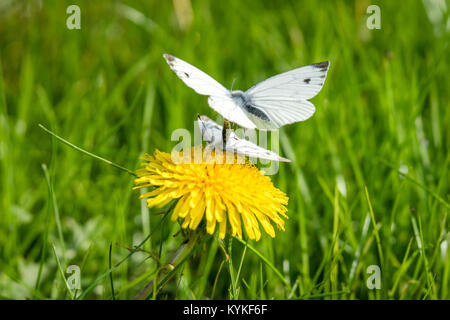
[197,115,223,144]
[226,133,291,162]
[197,115,290,162]
[163,54,227,96]
[244,61,330,129]
[243,99,316,129]
[164,54,256,129]
[208,96,256,129]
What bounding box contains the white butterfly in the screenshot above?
[197,115,290,162]
[164,54,329,129]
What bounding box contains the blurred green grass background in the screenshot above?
[0,0,449,299]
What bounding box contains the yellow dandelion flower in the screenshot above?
[133,148,288,241]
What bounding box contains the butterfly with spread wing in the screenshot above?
[164,54,329,130]
[197,115,290,162]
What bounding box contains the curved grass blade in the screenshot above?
[235,238,291,290]
[51,243,74,300]
[38,124,136,177]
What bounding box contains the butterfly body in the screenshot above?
[230,90,248,103]
[228,90,271,124]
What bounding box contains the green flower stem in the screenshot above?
[134,231,204,300]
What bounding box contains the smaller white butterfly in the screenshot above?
[197,115,290,163]
[164,54,330,130]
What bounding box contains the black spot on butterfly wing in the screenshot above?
[304,78,311,84]
[243,103,270,122]
[175,71,189,78]
[164,54,175,62]
[163,54,176,67]
[312,61,330,72]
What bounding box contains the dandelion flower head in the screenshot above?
[134,148,288,241]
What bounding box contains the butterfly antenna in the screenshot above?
[230,76,237,91]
